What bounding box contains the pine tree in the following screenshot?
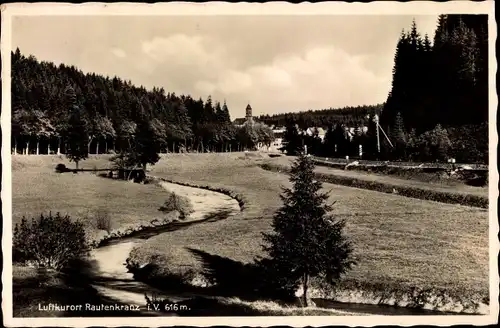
[282,122,303,156]
[174,99,193,148]
[221,100,231,123]
[381,30,409,130]
[363,116,378,159]
[322,125,336,157]
[333,124,349,157]
[130,114,162,171]
[261,153,355,306]
[64,85,89,169]
[392,112,407,160]
[433,15,449,49]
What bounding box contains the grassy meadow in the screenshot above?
[12,154,175,240]
[10,152,489,312]
[144,153,487,299]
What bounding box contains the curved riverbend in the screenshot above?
[88,180,241,316]
[87,179,482,316]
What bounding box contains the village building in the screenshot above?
[233,104,257,127]
[270,126,286,152]
[232,103,276,151]
[305,127,327,141]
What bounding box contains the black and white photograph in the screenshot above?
[1,1,498,327]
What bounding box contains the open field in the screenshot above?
[11,153,489,311]
[12,155,174,243]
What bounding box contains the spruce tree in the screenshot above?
[261,153,355,306]
[322,125,336,157]
[64,85,88,169]
[364,116,379,160]
[392,112,407,160]
[131,114,162,171]
[174,99,193,148]
[333,124,349,157]
[282,123,303,156]
[221,100,231,123]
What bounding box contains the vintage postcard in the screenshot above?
[1,1,498,327]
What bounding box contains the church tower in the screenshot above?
[245,103,253,123]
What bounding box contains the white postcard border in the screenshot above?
[1,1,498,327]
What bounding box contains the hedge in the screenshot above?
[260,163,488,209]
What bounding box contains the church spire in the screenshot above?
[245,103,252,118]
[245,103,254,124]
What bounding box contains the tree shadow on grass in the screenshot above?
[131,245,296,305]
[135,248,300,316]
[186,248,296,303]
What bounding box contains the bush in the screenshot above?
[13,212,90,270]
[158,193,194,220]
[55,163,69,173]
[94,208,112,233]
[415,124,452,162]
[448,123,488,164]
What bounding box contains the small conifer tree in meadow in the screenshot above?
[260,152,355,306]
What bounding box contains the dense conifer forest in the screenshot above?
[10,14,488,163]
[11,49,274,156]
[258,104,384,129]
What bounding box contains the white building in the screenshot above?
[305,127,327,141]
[269,126,286,152]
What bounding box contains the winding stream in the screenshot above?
[88,181,241,316]
[86,180,471,316]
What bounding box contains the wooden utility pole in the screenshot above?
[374,114,381,153]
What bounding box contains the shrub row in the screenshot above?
[260,163,488,209]
[313,158,488,174]
[312,159,488,187]
[311,156,489,170]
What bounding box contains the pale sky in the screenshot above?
[12,15,439,119]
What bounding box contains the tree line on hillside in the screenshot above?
[11,49,274,160]
[258,104,384,130]
[281,15,488,164]
[379,15,488,163]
